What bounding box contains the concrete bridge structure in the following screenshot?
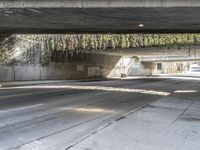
[0,0,200,33]
[141,56,200,62]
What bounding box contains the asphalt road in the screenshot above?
[0,78,199,150]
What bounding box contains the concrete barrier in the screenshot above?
[0,63,104,81]
[0,54,156,81]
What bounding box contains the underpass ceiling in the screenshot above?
[0,8,200,33]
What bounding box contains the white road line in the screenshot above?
[0,85,170,96]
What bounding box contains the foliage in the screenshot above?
[0,34,17,64]
[1,34,200,65]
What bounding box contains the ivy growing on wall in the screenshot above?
[0,34,17,64]
[1,34,200,65]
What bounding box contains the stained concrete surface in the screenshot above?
[0,54,121,81]
[0,78,199,150]
[71,91,200,150]
[0,7,200,33]
[2,0,200,8]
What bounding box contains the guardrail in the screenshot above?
[141,56,200,62]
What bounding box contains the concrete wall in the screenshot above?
[0,54,158,81]
[153,61,193,74]
[0,54,121,81]
[0,63,102,81]
[107,56,153,78]
[0,66,15,81]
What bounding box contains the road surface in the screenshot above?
[0,78,199,150]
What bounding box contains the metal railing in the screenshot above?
[141,55,200,62]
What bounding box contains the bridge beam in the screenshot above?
[1,0,200,8]
[0,0,200,33]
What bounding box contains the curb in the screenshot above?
[0,78,109,88]
[0,81,64,88]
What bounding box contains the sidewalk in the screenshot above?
[0,80,68,87]
[1,74,200,88]
[70,92,200,150]
[0,78,110,87]
[122,74,200,81]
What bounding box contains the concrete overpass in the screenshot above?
[1,0,200,33]
[141,56,200,62]
[102,46,200,57]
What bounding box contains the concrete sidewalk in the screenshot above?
[70,92,200,150]
[0,78,110,87]
[0,80,67,87]
[123,74,200,81]
[1,74,200,88]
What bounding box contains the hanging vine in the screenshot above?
[1,34,200,65]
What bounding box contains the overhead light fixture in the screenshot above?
[139,24,144,27]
